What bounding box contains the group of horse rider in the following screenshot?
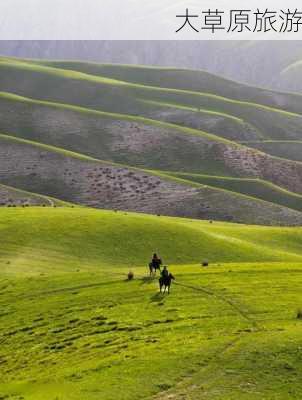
[149,253,175,293]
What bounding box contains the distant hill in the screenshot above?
[0,41,301,93]
[0,56,301,224]
[1,208,302,272]
[0,182,67,207]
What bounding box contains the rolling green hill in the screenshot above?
[169,172,302,213]
[1,89,302,198]
[1,58,302,143]
[0,56,301,223]
[1,208,302,272]
[1,207,302,400]
[1,133,301,225]
[0,58,302,142]
[30,60,302,115]
[1,41,302,94]
[0,182,69,207]
[1,50,302,400]
[0,91,244,178]
[1,49,302,400]
[243,140,302,163]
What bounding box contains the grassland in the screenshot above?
[168,172,302,213]
[1,53,302,400]
[0,56,301,222]
[29,60,302,113]
[1,58,302,143]
[2,132,302,226]
[243,141,302,163]
[1,207,302,400]
[0,182,70,207]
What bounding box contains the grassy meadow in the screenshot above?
[0,55,302,399]
[1,208,302,399]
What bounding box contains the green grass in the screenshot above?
[0,90,236,145]
[2,57,302,143]
[2,58,302,183]
[138,99,262,142]
[243,140,302,162]
[0,182,71,207]
[1,56,302,399]
[0,90,247,178]
[0,132,104,162]
[168,172,302,212]
[0,58,302,223]
[139,99,245,123]
[1,89,301,186]
[2,130,302,227]
[0,89,259,146]
[1,208,302,399]
[1,208,302,273]
[28,59,302,113]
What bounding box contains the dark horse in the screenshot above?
[149,259,162,276]
[159,273,175,294]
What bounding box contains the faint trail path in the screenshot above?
[151,336,243,400]
[8,272,258,329]
[1,269,261,399]
[149,278,261,400]
[9,276,125,301]
[174,281,258,328]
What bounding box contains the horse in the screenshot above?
[159,273,175,294]
[149,260,162,276]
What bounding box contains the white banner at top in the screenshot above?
[0,0,302,40]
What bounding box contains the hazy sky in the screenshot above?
[0,0,301,40]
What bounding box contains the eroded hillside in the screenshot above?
[0,57,301,224]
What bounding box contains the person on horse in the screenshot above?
[149,253,162,276]
[160,265,169,279]
[152,253,161,268]
[159,266,175,294]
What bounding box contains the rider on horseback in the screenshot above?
[159,266,175,294]
[149,253,162,276]
[160,265,169,279]
[152,253,162,270]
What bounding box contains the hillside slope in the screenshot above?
[0,57,301,223]
[0,41,301,93]
[1,208,302,273]
[38,60,302,114]
[1,208,302,400]
[1,76,302,196]
[168,172,302,213]
[243,140,302,163]
[2,59,302,139]
[0,183,68,207]
[1,134,301,225]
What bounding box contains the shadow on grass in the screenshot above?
[150,292,165,304]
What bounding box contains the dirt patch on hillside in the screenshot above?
[221,144,302,194]
[0,140,302,225]
[0,185,49,207]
